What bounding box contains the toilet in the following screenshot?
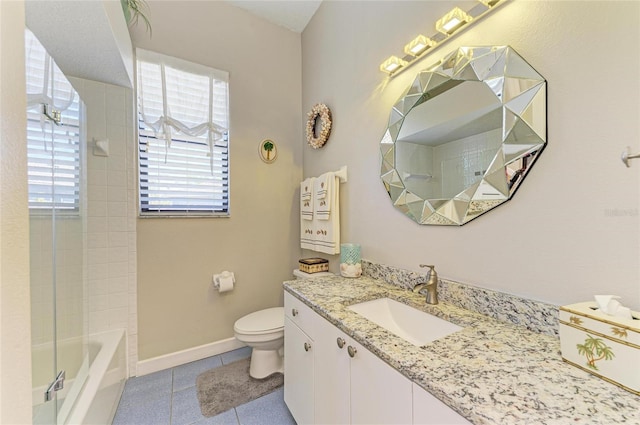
[234,270,333,379]
[233,270,333,379]
[234,307,285,379]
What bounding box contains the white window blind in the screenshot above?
[25,29,82,212]
[136,49,230,216]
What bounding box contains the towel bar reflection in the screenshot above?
[621,147,640,167]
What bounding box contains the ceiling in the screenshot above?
[24,0,322,89]
[224,0,322,33]
[26,0,134,87]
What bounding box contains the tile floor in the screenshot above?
[113,347,296,425]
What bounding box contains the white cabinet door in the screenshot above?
[313,314,351,424]
[412,383,472,425]
[284,316,314,424]
[349,339,413,425]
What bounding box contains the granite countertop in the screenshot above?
[283,274,640,425]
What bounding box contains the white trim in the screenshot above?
[135,337,246,377]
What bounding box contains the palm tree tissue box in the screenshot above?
[559,299,639,396]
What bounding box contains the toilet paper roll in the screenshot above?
[216,276,234,292]
[214,271,235,293]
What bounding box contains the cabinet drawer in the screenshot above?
[285,292,316,336]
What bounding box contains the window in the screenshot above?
[25,29,82,212]
[136,49,230,216]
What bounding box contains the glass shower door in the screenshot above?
[26,29,88,425]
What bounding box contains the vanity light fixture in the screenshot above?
[380,55,408,75]
[379,0,508,78]
[404,35,435,57]
[435,7,472,36]
[478,0,501,7]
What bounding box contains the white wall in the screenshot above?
[130,1,303,360]
[0,0,33,422]
[302,1,640,309]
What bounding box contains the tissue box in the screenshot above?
[559,302,640,395]
[298,258,329,274]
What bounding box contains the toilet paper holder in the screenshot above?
[213,271,235,292]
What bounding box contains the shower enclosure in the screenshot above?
[26,29,89,424]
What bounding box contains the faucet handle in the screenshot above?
[419,264,437,283]
[419,264,435,276]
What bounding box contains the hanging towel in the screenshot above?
[315,172,332,220]
[301,222,316,251]
[301,177,316,250]
[313,174,340,255]
[300,177,314,221]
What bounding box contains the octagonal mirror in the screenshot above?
[380,46,546,225]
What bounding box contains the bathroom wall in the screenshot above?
[68,77,138,374]
[302,1,640,310]
[130,1,303,360]
[0,0,32,422]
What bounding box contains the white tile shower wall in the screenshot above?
[70,77,138,376]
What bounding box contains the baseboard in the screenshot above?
[136,337,246,377]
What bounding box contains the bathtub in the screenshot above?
[67,329,127,424]
[32,329,127,424]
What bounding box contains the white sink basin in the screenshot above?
[348,298,462,346]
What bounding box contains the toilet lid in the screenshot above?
[234,307,284,334]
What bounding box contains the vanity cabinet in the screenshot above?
[313,315,350,424]
[285,292,411,424]
[284,295,315,424]
[314,315,412,424]
[284,292,468,425]
[349,337,413,424]
[413,383,472,425]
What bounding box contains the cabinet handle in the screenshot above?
[347,345,357,358]
[304,342,311,352]
[336,337,345,349]
[292,308,298,317]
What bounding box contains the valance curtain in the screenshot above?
[24,29,82,211]
[25,30,75,114]
[136,49,229,159]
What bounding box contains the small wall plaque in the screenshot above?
[259,139,278,164]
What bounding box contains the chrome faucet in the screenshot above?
[413,264,438,305]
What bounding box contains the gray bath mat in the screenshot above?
[195,358,283,417]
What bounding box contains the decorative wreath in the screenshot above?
[306,103,332,149]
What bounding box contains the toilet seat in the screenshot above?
[234,307,284,335]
